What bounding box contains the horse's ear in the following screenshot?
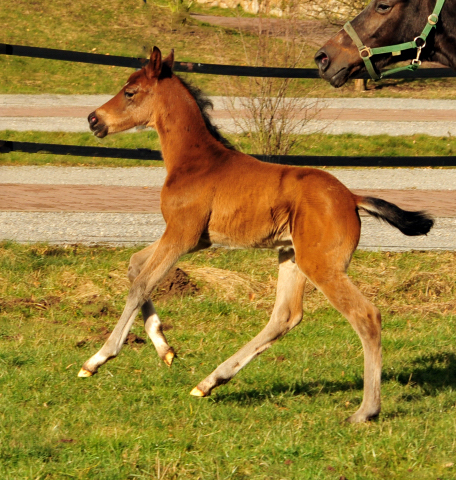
[163,49,174,71]
[146,46,162,79]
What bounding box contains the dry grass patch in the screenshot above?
[354,253,456,317]
[180,262,322,316]
[181,262,274,300]
[179,251,456,318]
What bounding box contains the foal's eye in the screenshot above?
[376,3,392,13]
[124,91,135,99]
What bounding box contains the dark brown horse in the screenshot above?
[81,47,433,423]
[315,0,456,87]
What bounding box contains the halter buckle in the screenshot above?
[359,46,372,58]
[428,13,439,25]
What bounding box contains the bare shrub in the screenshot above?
[220,0,323,159]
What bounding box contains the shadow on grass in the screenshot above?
[213,378,363,406]
[212,351,456,405]
[384,351,456,395]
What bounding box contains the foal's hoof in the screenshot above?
[164,349,175,367]
[78,367,94,378]
[190,387,207,397]
[345,411,379,424]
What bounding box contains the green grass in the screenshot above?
[235,132,456,158]
[1,130,456,167]
[1,243,456,478]
[0,130,164,167]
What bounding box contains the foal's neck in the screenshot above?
[154,77,222,171]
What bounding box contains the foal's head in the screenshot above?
[88,47,174,138]
[89,46,234,151]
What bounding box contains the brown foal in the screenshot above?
[82,47,433,423]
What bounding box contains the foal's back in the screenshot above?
[186,150,360,253]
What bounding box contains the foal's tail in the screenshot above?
[356,196,434,236]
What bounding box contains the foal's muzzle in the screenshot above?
[88,111,108,138]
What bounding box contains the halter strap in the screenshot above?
[344,0,446,80]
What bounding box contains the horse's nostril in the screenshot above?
[315,51,330,71]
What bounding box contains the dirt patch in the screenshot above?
[125,332,147,345]
[152,267,199,302]
[191,14,338,47]
[0,295,61,311]
[79,299,118,318]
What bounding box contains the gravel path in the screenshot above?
[1,211,453,250]
[0,211,166,246]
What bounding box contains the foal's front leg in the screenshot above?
[128,242,175,367]
[140,301,175,366]
[78,235,185,377]
[190,249,307,397]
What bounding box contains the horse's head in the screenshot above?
[315,0,436,87]
[88,47,174,137]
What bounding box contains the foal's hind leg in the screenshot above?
[128,242,175,367]
[190,249,306,397]
[297,255,382,423]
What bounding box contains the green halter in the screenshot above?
[343,0,446,80]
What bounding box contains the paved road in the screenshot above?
[2,95,456,136]
[1,95,455,249]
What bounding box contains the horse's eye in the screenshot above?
[124,91,135,99]
[376,3,392,13]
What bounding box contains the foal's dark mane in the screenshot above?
[177,75,236,151]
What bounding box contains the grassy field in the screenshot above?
[0,0,255,95]
[1,130,456,166]
[2,0,456,97]
[2,2,456,478]
[1,243,456,479]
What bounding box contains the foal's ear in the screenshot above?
[163,49,174,71]
[146,46,162,79]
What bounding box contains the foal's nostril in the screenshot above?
[87,111,108,137]
[315,50,330,72]
[88,111,98,128]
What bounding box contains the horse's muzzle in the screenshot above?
[88,111,108,138]
[314,48,352,88]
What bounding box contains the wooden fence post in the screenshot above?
[354,79,367,91]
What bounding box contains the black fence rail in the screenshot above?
[0,141,163,161]
[2,42,456,167]
[3,141,456,167]
[2,42,456,79]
